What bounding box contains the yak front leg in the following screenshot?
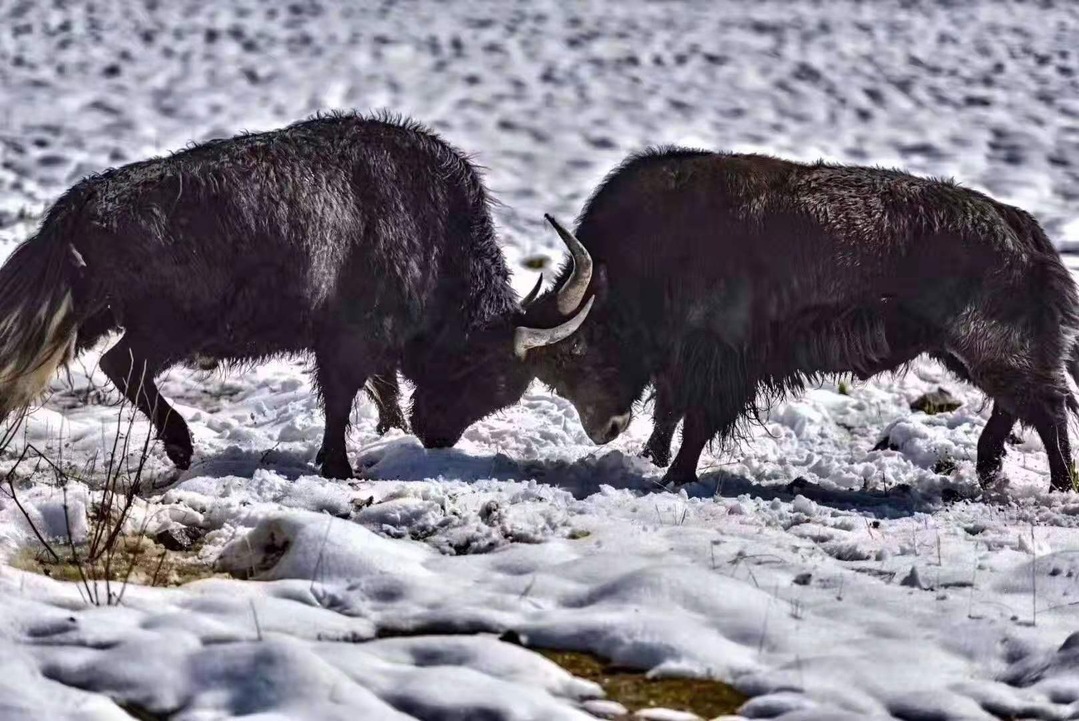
[314,341,372,480]
[641,370,681,468]
[975,403,1017,487]
[99,335,193,469]
[661,406,720,488]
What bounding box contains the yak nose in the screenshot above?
[591,411,631,444]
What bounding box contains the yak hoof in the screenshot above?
[319,455,355,481]
[976,459,1006,488]
[1050,473,1076,493]
[660,467,698,489]
[640,444,671,468]
[163,440,193,470]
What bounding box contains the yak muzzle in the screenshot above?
[412,421,462,450]
[584,411,631,444]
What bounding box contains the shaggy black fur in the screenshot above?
[0,111,540,478]
[525,147,1079,492]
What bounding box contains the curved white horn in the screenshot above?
[544,214,593,315]
[520,272,544,308]
[513,296,595,360]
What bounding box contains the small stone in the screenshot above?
[793,572,812,586]
[582,699,628,719]
[479,500,504,525]
[498,629,525,646]
[934,457,958,476]
[910,387,962,415]
[520,254,549,270]
[899,565,929,590]
[153,525,201,551]
[872,435,899,452]
[941,487,961,503]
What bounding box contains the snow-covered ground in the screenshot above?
[2,1,1079,719]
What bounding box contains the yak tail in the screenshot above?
[0,225,84,423]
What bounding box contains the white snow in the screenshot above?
[2,1,1079,720]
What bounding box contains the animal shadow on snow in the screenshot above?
[114,423,945,519]
[354,435,673,500]
[352,436,934,516]
[154,435,659,498]
[683,468,937,519]
[160,446,319,489]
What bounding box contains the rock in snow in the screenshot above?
[910,388,963,415]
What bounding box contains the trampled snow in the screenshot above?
[2,1,1079,719]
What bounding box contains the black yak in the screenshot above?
[0,112,593,479]
[521,148,1079,492]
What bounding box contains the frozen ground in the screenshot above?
[2,1,1079,719]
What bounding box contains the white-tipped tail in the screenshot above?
[0,231,81,421]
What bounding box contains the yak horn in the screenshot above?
[545,214,593,315]
[520,273,544,308]
[514,296,595,360]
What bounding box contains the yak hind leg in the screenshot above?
[99,334,193,470]
[641,371,681,468]
[1033,400,1075,492]
[930,351,1019,487]
[948,328,1075,491]
[365,366,408,435]
[984,390,1074,492]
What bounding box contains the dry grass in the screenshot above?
[1,378,194,604]
[538,648,746,719]
[12,533,222,589]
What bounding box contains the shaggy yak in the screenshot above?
[523,148,1079,492]
[0,112,594,479]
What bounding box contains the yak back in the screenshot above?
[64,111,513,359]
[567,147,1054,353]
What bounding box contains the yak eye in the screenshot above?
[569,337,587,356]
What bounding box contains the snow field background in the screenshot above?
[2,1,1079,719]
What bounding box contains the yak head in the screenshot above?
[516,215,650,445]
[407,218,598,449]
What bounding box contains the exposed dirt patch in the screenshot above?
[538,648,746,719]
[13,533,224,590]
